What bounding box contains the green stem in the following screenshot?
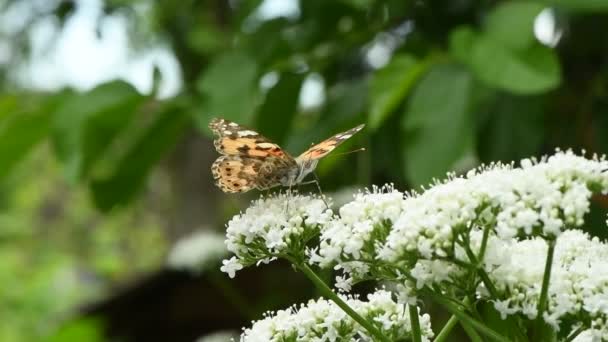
[478,223,492,261]
[434,297,482,342]
[461,319,484,342]
[565,325,586,342]
[295,262,391,342]
[409,305,422,342]
[433,314,459,342]
[533,238,556,341]
[463,242,499,298]
[423,288,510,342]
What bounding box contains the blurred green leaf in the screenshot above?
[485,1,545,50]
[478,95,545,162]
[52,81,143,183]
[545,0,608,11]
[46,317,103,342]
[0,96,62,180]
[369,54,430,130]
[402,64,475,186]
[196,51,259,129]
[255,72,304,144]
[452,29,562,94]
[90,103,188,211]
[448,26,476,65]
[288,79,368,153]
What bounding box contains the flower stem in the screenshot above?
[434,297,480,342]
[423,288,510,342]
[409,305,422,342]
[294,261,391,342]
[533,238,556,341]
[565,325,586,342]
[434,314,459,342]
[478,223,492,260]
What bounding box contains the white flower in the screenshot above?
[220,257,243,278]
[314,151,608,291]
[167,230,228,273]
[483,230,608,336]
[313,185,404,269]
[240,290,434,341]
[223,193,332,276]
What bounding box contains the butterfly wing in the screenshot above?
[209,118,297,193]
[211,155,295,193]
[296,124,365,161]
[209,118,291,159]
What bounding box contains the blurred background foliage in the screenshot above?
[1,0,608,341]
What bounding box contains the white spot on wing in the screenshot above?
[238,130,259,137]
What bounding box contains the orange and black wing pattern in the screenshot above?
[296,124,365,161]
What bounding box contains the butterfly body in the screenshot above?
[209,118,364,193]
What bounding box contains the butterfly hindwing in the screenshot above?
[211,155,294,192]
[297,124,365,161]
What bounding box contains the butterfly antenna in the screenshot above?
[328,147,366,158]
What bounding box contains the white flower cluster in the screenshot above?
[313,151,608,288]
[167,230,228,273]
[240,289,433,341]
[484,230,608,340]
[310,185,405,286]
[221,193,332,278]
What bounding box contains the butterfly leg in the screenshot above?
[285,183,294,213]
[308,172,329,209]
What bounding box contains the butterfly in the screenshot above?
[209,118,365,193]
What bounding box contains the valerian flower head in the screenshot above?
[167,230,228,274]
[222,193,332,277]
[313,151,608,290]
[484,230,608,339]
[310,185,404,273]
[240,289,434,342]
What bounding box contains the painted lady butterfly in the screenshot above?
[209,118,365,193]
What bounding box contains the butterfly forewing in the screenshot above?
[297,124,365,161]
[209,118,290,158]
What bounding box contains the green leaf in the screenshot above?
[478,95,545,163]
[0,96,63,180]
[456,32,561,94]
[255,72,304,144]
[450,26,476,63]
[485,1,545,50]
[90,103,188,211]
[196,51,259,130]
[288,79,368,153]
[402,64,475,186]
[369,54,430,130]
[544,0,608,11]
[52,81,143,183]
